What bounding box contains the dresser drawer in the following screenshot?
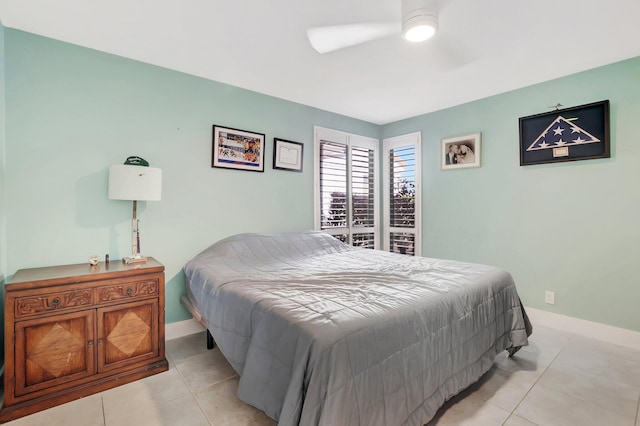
[95,279,159,304]
[15,289,93,318]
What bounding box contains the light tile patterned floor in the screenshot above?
[3,325,640,425]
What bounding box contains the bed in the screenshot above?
[182,231,531,426]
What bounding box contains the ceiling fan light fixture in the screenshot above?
[402,0,439,42]
[403,16,438,42]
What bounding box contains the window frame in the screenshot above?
[382,132,422,256]
[314,126,380,249]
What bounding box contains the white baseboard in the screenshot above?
[525,306,640,351]
[166,318,205,341]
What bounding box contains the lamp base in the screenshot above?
[122,256,148,265]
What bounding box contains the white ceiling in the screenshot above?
[1,0,639,125]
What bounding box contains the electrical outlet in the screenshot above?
[545,290,555,305]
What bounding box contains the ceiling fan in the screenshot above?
[307,0,441,54]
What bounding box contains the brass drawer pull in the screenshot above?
[126,288,133,296]
[50,298,61,308]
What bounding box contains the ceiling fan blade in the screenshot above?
[430,35,478,71]
[307,22,399,54]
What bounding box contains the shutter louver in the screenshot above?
[351,146,375,229]
[388,145,417,255]
[390,232,415,256]
[319,141,348,230]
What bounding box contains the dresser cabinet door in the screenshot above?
[97,299,159,372]
[15,310,95,396]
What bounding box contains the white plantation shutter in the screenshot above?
[319,141,348,232]
[315,127,379,248]
[383,133,421,256]
[350,145,376,248]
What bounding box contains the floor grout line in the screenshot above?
[100,393,107,426]
[13,329,637,426]
[506,342,564,424]
[168,332,232,426]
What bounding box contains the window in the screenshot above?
[314,127,379,248]
[383,132,421,256]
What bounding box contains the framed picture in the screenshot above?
[273,138,304,172]
[441,133,481,170]
[519,100,610,166]
[212,125,265,172]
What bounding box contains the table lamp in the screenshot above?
[108,157,162,264]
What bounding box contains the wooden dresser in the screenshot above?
[0,258,168,423]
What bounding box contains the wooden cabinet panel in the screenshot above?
[0,258,168,423]
[16,310,95,396]
[98,299,158,371]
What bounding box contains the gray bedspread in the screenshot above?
[183,231,531,426]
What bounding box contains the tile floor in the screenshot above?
[3,325,640,425]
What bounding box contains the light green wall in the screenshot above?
[382,56,640,331]
[4,28,640,333]
[0,22,6,363]
[3,29,379,323]
[0,22,6,275]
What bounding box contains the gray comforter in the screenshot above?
[183,231,531,425]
